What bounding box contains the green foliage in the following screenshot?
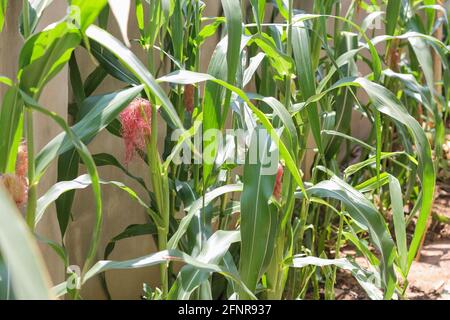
[0,0,448,300]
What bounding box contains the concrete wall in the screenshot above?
[0,0,372,299]
[0,0,68,289]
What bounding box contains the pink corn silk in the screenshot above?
[0,174,28,208]
[0,141,29,208]
[16,140,28,178]
[119,98,152,164]
[273,163,284,200]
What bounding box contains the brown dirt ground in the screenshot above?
[335,179,450,300]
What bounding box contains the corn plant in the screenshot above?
[0,0,448,300]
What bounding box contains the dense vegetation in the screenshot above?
[0,0,448,300]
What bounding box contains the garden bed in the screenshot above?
[336,180,450,300]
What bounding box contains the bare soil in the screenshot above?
[335,180,450,300]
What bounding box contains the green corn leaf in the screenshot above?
[0,75,12,86]
[408,36,445,168]
[53,248,256,299]
[297,176,397,299]
[97,2,110,29]
[292,13,383,80]
[20,91,103,277]
[85,25,184,130]
[239,126,278,297]
[194,17,225,46]
[104,223,157,260]
[0,0,6,32]
[35,85,144,179]
[423,0,436,34]
[243,52,265,87]
[361,11,384,34]
[353,78,435,269]
[292,22,323,158]
[222,0,242,87]
[157,70,307,196]
[83,66,108,96]
[246,93,298,150]
[35,174,157,227]
[355,173,390,193]
[170,0,183,62]
[135,0,145,38]
[35,234,68,268]
[168,230,240,300]
[201,37,230,184]
[201,33,251,185]
[386,0,401,36]
[108,0,131,47]
[221,0,242,123]
[0,86,23,173]
[0,185,53,299]
[250,33,293,78]
[18,22,81,96]
[174,180,197,209]
[344,151,416,177]
[325,32,358,159]
[168,184,243,250]
[371,31,448,50]
[68,53,85,104]
[54,54,85,237]
[55,149,79,236]
[305,76,435,271]
[92,153,148,191]
[70,0,108,32]
[321,130,374,151]
[342,230,380,267]
[88,41,140,85]
[19,0,54,37]
[289,255,383,300]
[274,0,289,20]
[387,175,407,276]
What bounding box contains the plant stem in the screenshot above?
[265,0,294,300]
[192,0,201,193]
[142,11,170,295]
[329,213,344,299]
[25,108,36,231]
[22,0,35,230]
[157,226,169,295]
[144,86,169,296]
[284,0,293,111]
[22,0,31,39]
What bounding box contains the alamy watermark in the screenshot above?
[171,123,280,175]
[66,265,81,290]
[66,5,81,30]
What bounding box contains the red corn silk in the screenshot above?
[273,163,284,200]
[119,98,152,164]
[387,39,401,72]
[184,84,195,113]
